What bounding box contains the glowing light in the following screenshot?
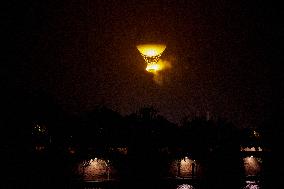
[33,123,47,134]
[179,157,196,177]
[253,130,260,138]
[137,44,166,57]
[79,158,110,181]
[146,62,161,72]
[243,156,262,176]
[146,59,169,73]
[243,181,260,189]
[177,184,195,189]
[136,43,166,73]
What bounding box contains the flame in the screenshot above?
[146,63,162,73]
[146,59,171,73]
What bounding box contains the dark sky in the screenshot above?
[3,0,281,128]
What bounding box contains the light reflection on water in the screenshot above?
[83,184,196,189]
[176,184,195,189]
[242,180,260,189]
[82,181,261,189]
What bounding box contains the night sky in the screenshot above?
[3,1,280,128]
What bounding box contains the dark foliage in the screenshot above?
[1,90,271,188]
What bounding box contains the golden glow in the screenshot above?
[243,156,262,176]
[146,63,161,72]
[179,157,196,178]
[240,146,263,151]
[145,59,169,73]
[137,43,167,73]
[137,44,166,57]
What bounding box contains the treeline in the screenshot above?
[1,89,273,188]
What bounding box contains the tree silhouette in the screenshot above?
[180,116,242,189]
[124,106,176,182]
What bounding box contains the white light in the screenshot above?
[177,184,195,189]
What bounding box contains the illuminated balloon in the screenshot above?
[136,43,166,73]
